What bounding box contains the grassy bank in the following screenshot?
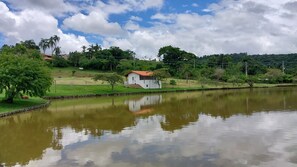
[0,95,47,113]
[44,82,281,98]
[45,84,202,97]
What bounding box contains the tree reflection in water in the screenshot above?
[0,87,297,166]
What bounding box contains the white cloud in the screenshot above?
[1,0,297,57]
[63,11,125,37]
[130,16,143,22]
[89,0,164,15]
[62,0,164,37]
[58,31,90,53]
[192,3,199,7]
[0,2,89,53]
[104,0,297,58]
[4,0,78,16]
[124,21,140,31]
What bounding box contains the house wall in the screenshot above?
[127,73,161,89]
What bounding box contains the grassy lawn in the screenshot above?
[51,67,105,78]
[45,82,279,97]
[45,84,199,97]
[0,95,47,113]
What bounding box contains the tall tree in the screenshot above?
[53,46,61,56]
[39,38,49,54]
[82,45,87,53]
[49,35,60,55]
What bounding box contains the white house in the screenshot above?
[125,71,162,89]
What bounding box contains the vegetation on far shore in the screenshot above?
[1,36,297,114]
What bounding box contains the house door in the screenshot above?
[132,77,136,84]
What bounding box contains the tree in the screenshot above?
[52,56,69,67]
[20,40,40,50]
[153,68,170,81]
[264,69,285,83]
[53,46,61,56]
[39,38,49,54]
[245,76,256,88]
[82,45,87,53]
[68,51,82,67]
[158,46,183,75]
[93,73,123,91]
[0,54,52,103]
[153,68,170,87]
[213,68,225,81]
[48,35,60,55]
[158,46,196,76]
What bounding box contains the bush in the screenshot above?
[52,56,69,67]
[170,80,177,85]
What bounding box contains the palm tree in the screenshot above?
[49,35,60,55]
[54,46,61,56]
[52,35,60,48]
[82,45,86,53]
[93,44,101,52]
[38,38,49,54]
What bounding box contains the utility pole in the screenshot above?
[282,61,285,74]
[245,62,248,77]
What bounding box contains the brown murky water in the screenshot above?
[1,87,297,167]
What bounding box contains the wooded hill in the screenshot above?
[198,53,297,75]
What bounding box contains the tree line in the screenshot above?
[158,46,297,84]
[1,37,297,92]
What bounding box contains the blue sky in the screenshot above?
[0,0,297,58]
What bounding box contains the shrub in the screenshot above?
[170,80,177,85]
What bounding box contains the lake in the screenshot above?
[1,87,297,167]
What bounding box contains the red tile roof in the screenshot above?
[127,71,154,77]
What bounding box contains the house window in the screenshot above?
[146,85,148,88]
[140,76,156,80]
[132,77,134,80]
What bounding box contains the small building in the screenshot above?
[125,71,162,89]
[43,54,52,61]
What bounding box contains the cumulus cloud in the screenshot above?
[63,11,125,37]
[3,0,78,16]
[130,16,143,22]
[62,0,164,37]
[0,2,89,53]
[103,0,297,58]
[86,0,164,16]
[1,0,297,58]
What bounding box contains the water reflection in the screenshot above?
[125,95,162,114]
[0,87,297,166]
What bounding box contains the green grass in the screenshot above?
[0,95,47,113]
[45,83,275,97]
[51,67,105,78]
[46,85,175,96]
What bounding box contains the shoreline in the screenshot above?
[0,101,51,118]
[44,84,297,100]
[1,84,296,118]
[43,86,254,100]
